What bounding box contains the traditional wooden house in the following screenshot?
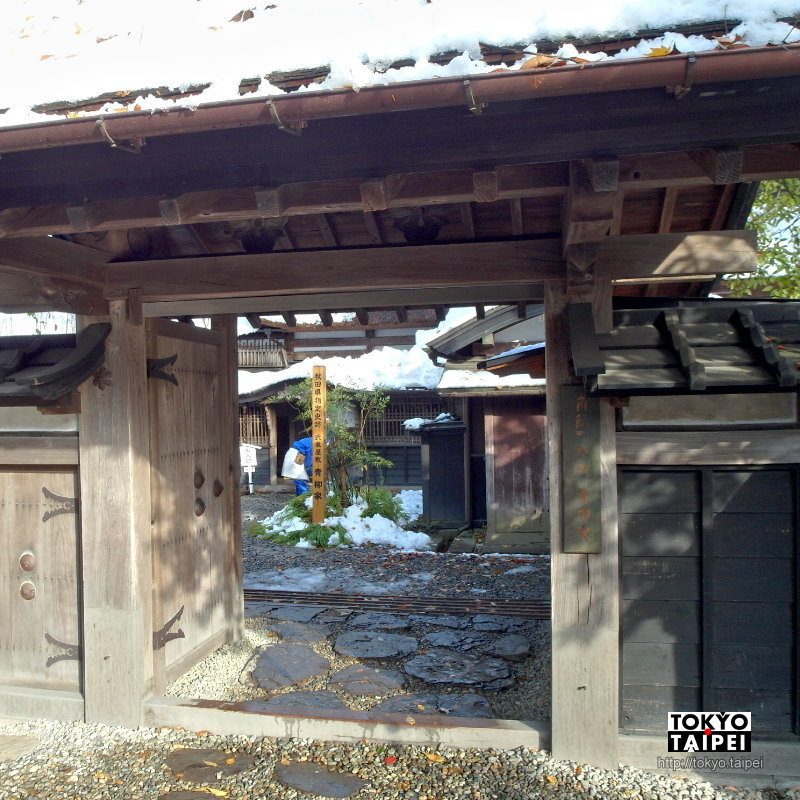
[0,4,799,776]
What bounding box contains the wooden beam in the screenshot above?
[316,214,338,247]
[595,230,756,279]
[0,236,108,286]
[78,299,152,727]
[282,311,296,326]
[318,310,334,326]
[709,184,737,231]
[360,177,401,212]
[510,198,524,236]
[290,334,417,349]
[363,212,384,245]
[143,283,546,317]
[473,171,499,203]
[563,160,618,252]
[585,158,619,192]
[394,307,408,323]
[245,313,262,329]
[106,240,564,302]
[546,279,619,768]
[690,146,744,185]
[658,187,678,233]
[355,309,370,326]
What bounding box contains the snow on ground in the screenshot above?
[2,1,798,126]
[254,488,434,551]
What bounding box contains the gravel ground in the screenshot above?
[0,491,794,799]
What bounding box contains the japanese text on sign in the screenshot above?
[561,385,601,553]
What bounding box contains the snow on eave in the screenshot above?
[2,1,799,129]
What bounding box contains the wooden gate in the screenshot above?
[0,464,83,715]
[147,319,241,692]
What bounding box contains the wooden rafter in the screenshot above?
[2,144,796,241]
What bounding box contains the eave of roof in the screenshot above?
[2,44,799,155]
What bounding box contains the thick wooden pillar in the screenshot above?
[78,297,152,726]
[212,314,244,642]
[546,279,619,768]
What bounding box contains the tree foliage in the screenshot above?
[727,179,800,298]
[271,377,392,494]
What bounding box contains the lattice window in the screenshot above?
[239,403,270,446]
[237,337,288,369]
[363,391,448,445]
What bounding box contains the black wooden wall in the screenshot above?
[620,466,798,736]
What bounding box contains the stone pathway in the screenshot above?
[228,603,547,721]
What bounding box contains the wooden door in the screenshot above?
[485,395,548,550]
[620,466,798,736]
[148,319,240,691]
[0,468,82,693]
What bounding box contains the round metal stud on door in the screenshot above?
[194,469,205,489]
[19,552,36,572]
[20,582,36,600]
[212,479,224,497]
[194,498,206,517]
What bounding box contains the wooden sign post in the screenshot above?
[561,384,602,553]
[311,365,327,524]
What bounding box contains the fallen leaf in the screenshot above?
[225,758,235,765]
[39,54,54,61]
[384,756,397,765]
[646,45,674,57]
[196,731,212,737]
[196,789,228,797]
[546,775,558,784]
[280,757,291,765]
[521,54,557,70]
[202,761,219,767]
[425,753,446,763]
[575,765,583,775]
[406,716,416,725]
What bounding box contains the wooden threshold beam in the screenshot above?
[106,240,564,302]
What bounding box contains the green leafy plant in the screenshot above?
[359,485,404,522]
[728,179,800,298]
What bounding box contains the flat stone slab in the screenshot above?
[471,614,531,632]
[404,649,515,690]
[423,630,492,651]
[244,601,280,618]
[161,793,229,800]
[328,664,405,695]
[253,690,348,713]
[411,614,468,629]
[371,692,495,719]
[251,644,330,690]
[0,735,38,762]
[269,605,327,623]
[274,761,368,798]
[333,631,418,659]
[489,634,530,662]
[165,748,258,782]
[267,621,332,643]
[347,612,411,631]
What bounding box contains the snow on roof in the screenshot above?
[437,369,546,392]
[3,1,799,127]
[237,345,444,397]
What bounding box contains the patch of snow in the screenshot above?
[238,346,443,397]
[402,412,457,431]
[437,370,546,390]
[395,489,423,522]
